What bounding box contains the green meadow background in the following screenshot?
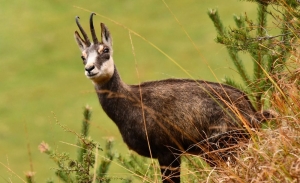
[0,0,256,182]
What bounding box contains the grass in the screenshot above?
[0,0,261,182]
[208,56,300,182]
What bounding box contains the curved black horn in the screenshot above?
[75,16,91,46]
[90,13,98,44]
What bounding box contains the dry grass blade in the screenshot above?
[0,162,27,183]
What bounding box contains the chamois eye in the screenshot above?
[81,55,85,61]
[103,48,109,53]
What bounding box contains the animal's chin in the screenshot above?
[86,72,99,79]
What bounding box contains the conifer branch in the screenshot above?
[208,9,252,88]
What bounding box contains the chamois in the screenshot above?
[74,13,271,183]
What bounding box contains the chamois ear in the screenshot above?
[74,31,87,51]
[100,23,113,48]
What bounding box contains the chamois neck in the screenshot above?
[93,65,133,130]
[94,65,127,92]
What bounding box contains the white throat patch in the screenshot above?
[95,56,114,84]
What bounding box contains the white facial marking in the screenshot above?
[84,50,99,79]
[82,51,87,59]
[92,56,114,84]
[86,50,97,66]
[100,56,114,76]
[98,45,104,53]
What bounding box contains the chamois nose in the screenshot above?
[85,65,95,72]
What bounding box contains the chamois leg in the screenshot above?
[158,153,181,183]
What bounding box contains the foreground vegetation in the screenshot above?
[1,0,300,182]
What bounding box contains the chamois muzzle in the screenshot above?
[75,16,91,46]
[90,13,98,44]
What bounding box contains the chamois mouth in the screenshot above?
[86,72,98,78]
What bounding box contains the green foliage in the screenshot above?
[182,156,212,183]
[38,106,130,183]
[208,0,299,110]
[117,152,159,182]
[97,138,114,182]
[77,105,92,164]
[38,106,165,182]
[208,9,251,93]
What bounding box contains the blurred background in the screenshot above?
[0,0,256,182]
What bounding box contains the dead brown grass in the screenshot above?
[200,50,300,183]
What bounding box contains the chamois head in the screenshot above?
[74,13,114,84]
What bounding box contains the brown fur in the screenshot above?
[74,14,271,183]
[94,68,267,182]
